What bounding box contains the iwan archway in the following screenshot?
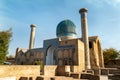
[46,46,55,65]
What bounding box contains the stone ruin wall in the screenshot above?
[0,65,83,80]
[89,39,104,69]
[0,65,40,80]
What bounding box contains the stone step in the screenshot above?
[35,76,89,80]
[36,76,50,80]
[70,73,81,79]
[80,73,91,79]
[80,73,109,80]
[108,74,120,80]
[73,79,89,80]
[109,69,120,74]
[52,76,74,80]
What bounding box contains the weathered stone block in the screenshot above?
[109,68,120,74]
[93,69,101,75]
[70,73,80,79]
[54,76,73,80]
[19,77,28,80]
[101,69,108,75]
[50,77,55,80]
[89,75,99,80]
[29,77,33,80]
[36,77,51,80]
[65,66,70,72]
[65,72,70,77]
[80,73,91,79]
[109,74,120,80]
[99,75,108,80]
[36,76,43,80]
[86,70,94,74]
[44,66,57,76]
[36,77,41,80]
[90,75,108,80]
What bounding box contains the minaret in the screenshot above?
[29,24,36,49]
[79,8,91,69]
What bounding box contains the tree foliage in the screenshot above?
[0,28,12,64]
[103,48,119,64]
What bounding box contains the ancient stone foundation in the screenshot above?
[0,65,120,80]
[0,65,40,80]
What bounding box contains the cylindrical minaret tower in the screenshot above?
[29,24,36,49]
[79,8,91,69]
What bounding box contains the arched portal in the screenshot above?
[46,46,55,65]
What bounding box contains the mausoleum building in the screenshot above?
[15,8,104,72]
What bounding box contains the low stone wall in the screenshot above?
[43,66,81,76]
[0,65,40,80]
[0,77,16,80]
[0,65,84,80]
[55,66,81,76]
[43,66,57,76]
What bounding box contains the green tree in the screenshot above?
[103,48,119,64]
[0,28,12,64]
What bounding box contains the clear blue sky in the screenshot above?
[0,0,120,55]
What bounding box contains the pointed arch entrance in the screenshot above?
[46,46,55,65]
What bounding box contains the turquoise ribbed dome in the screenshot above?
[56,20,77,37]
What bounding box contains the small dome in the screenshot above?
[56,20,77,38]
